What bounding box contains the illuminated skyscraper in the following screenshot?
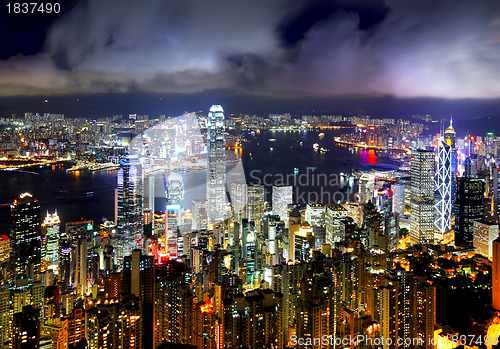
[117,155,144,261]
[410,149,435,244]
[42,211,60,273]
[206,105,227,225]
[434,139,452,240]
[272,185,293,222]
[11,192,41,281]
[445,118,457,212]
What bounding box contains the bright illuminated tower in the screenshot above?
[206,105,227,225]
[165,172,184,258]
[410,149,435,244]
[42,211,60,273]
[445,117,457,212]
[434,139,452,240]
[117,154,144,261]
[11,192,41,281]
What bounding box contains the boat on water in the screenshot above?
[313,143,319,151]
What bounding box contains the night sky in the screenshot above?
[2,0,500,120]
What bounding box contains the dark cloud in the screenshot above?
[0,0,500,100]
[276,0,388,48]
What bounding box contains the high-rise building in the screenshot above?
[0,235,9,264]
[41,211,60,274]
[325,204,348,245]
[410,150,435,244]
[434,140,452,240]
[473,220,499,259]
[272,185,293,222]
[11,192,41,281]
[391,183,405,215]
[230,182,247,221]
[206,105,227,225]
[247,184,265,231]
[445,118,457,213]
[455,177,485,247]
[117,155,144,261]
[305,203,326,227]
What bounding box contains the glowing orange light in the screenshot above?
[200,301,215,314]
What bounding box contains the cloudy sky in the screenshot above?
[1,0,500,117]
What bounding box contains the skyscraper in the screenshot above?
[434,140,452,240]
[272,185,293,222]
[445,118,457,212]
[455,177,485,247]
[410,149,435,244]
[11,192,41,281]
[206,105,227,225]
[42,211,60,274]
[117,155,144,261]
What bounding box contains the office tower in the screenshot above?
[272,185,293,222]
[230,182,247,221]
[294,222,314,262]
[166,172,184,258]
[206,105,227,225]
[473,220,499,258]
[13,305,39,349]
[86,296,142,349]
[465,154,478,177]
[191,199,208,231]
[454,177,485,247]
[0,235,9,264]
[305,202,326,227]
[392,183,405,215]
[247,183,265,231]
[445,118,457,212]
[359,174,376,204]
[11,192,41,281]
[345,202,363,227]
[410,150,435,244]
[117,154,144,260]
[434,140,452,239]
[153,261,193,348]
[493,238,500,310]
[41,211,60,273]
[325,204,348,245]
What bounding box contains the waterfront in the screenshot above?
[0,129,396,233]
